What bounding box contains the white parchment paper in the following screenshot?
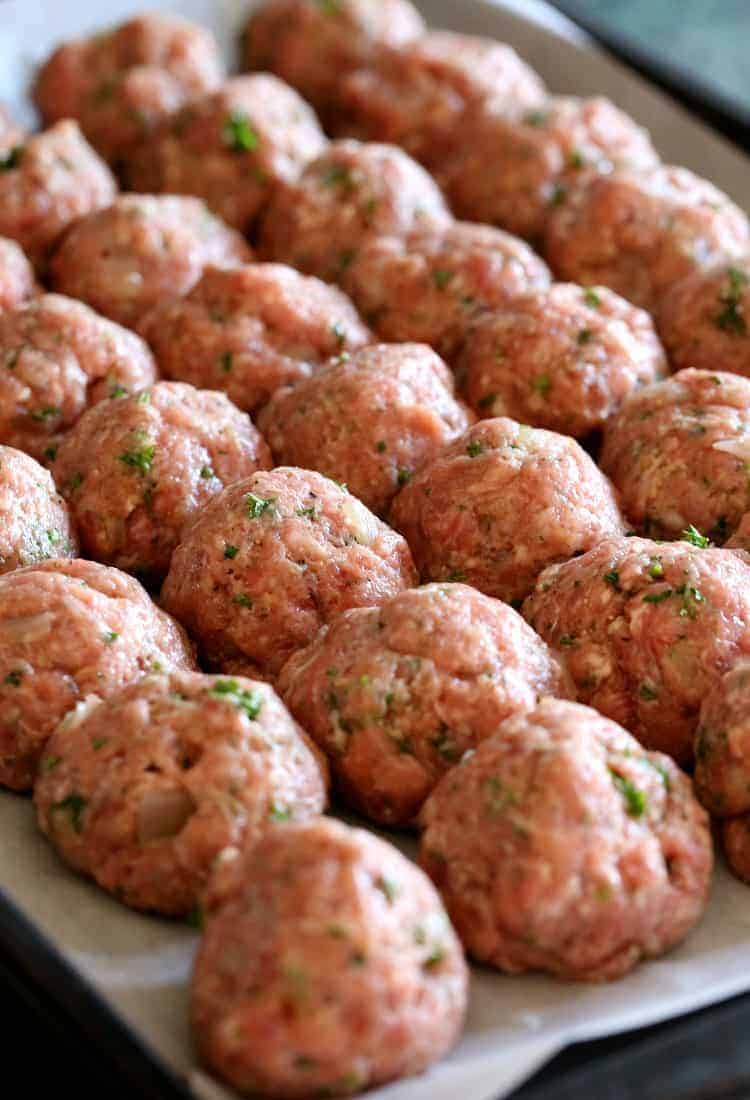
[1,2,749,1098]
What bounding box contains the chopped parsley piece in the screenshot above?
[610,771,647,818]
[31,406,61,422]
[558,634,576,647]
[4,670,23,686]
[210,679,263,719]
[375,875,399,904]
[321,163,353,189]
[233,593,253,607]
[103,631,119,644]
[246,492,276,519]
[200,466,214,480]
[603,570,620,589]
[331,321,346,345]
[315,0,342,16]
[466,440,485,458]
[478,393,496,410]
[137,391,151,404]
[52,793,87,833]
[524,110,548,127]
[424,945,446,969]
[43,445,58,463]
[639,683,658,701]
[532,374,551,397]
[568,149,586,169]
[109,384,128,399]
[67,472,83,490]
[715,267,748,334]
[376,440,387,453]
[222,111,259,153]
[186,903,204,930]
[433,269,454,290]
[42,756,61,772]
[584,287,602,308]
[643,588,673,604]
[338,249,356,271]
[397,467,412,486]
[485,776,517,815]
[577,328,593,346]
[647,557,664,579]
[296,505,316,519]
[119,444,155,474]
[550,183,567,206]
[446,569,467,582]
[219,351,233,373]
[269,805,292,822]
[676,584,703,619]
[224,544,239,559]
[682,524,710,548]
[0,146,23,171]
[92,738,107,750]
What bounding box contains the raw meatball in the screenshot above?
[658,260,750,377]
[259,140,451,283]
[458,283,667,438]
[50,195,250,328]
[524,535,750,763]
[33,13,223,162]
[257,344,472,515]
[342,222,552,361]
[0,121,116,268]
[0,106,24,152]
[0,446,77,574]
[420,698,712,981]
[0,238,37,312]
[241,0,425,120]
[390,417,625,605]
[694,662,750,816]
[600,369,750,543]
[35,671,327,915]
[336,31,545,164]
[441,96,659,244]
[544,165,750,312]
[137,263,371,414]
[0,294,157,464]
[0,558,194,790]
[53,381,271,582]
[192,817,467,1098]
[126,75,328,232]
[162,468,417,679]
[721,817,750,884]
[278,583,572,825]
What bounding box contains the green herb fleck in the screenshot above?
[643,588,673,604]
[92,738,108,750]
[222,111,259,153]
[433,269,454,290]
[233,593,253,607]
[550,183,567,206]
[577,328,593,346]
[4,670,23,686]
[42,756,61,772]
[43,445,58,463]
[0,146,23,171]
[682,525,709,548]
[603,570,620,589]
[331,321,346,345]
[186,902,204,930]
[67,473,83,491]
[52,793,87,833]
[109,384,128,399]
[375,875,399,904]
[647,557,663,579]
[524,110,548,127]
[584,287,602,308]
[376,440,387,453]
[446,569,467,582]
[269,805,293,822]
[715,267,748,334]
[568,149,586,169]
[639,683,658,701]
[219,351,233,373]
[200,466,214,480]
[119,444,155,474]
[676,584,703,619]
[610,771,647,817]
[321,163,353,189]
[103,631,119,644]
[424,945,446,969]
[532,374,551,397]
[466,440,485,458]
[210,679,264,720]
[31,406,61,422]
[478,393,496,410]
[296,506,316,519]
[246,492,276,519]
[558,634,576,647]
[397,467,412,486]
[224,544,239,559]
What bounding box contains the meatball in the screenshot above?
[0,446,77,574]
[33,13,223,163]
[440,96,659,244]
[257,344,472,515]
[241,0,425,120]
[192,817,467,1098]
[721,818,750,884]
[0,106,24,152]
[0,237,37,312]
[544,165,750,312]
[658,260,750,377]
[137,263,371,414]
[50,195,250,328]
[524,536,750,763]
[342,222,552,361]
[693,662,750,816]
[259,140,451,283]
[458,283,667,438]
[336,31,545,164]
[53,381,271,582]
[0,558,194,790]
[600,369,750,543]
[0,294,157,464]
[125,75,328,232]
[278,583,571,826]
[0,121,116,268]
[390,417,624,605]
[420,698,712,981]
[162,468,417,679]
[35,671,327,915]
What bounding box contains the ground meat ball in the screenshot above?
[524,536,750,763]
[257,344,471,515]
[0,106,24,152]
[0,121,116,269]
[241,0,425,122]
[0,446,77,574]
[35,671,327,915]
[259,140,451,283]
[458,283,667,438]
[162,468,417,680]
[440,96,658,245]
[342,222,551,361]
[192,817,467,1099]
[544,166,750,312]
[336,31,545,164]
[390,417,624,605]
[600,369,750,543]
[50,195,250,328]
[0,294,157,464]
[278,583,571,826]
[658,260,750,377]
[0,559,194,790]
[53,382,271,582]
[33,13,223,163]
[126,75,327,232]
[693,662,750,816]
[721,817,750,884]
[137,264,371,414]
[0,238,37,312]
[420,698,712,981]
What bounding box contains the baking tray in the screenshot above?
[2,2,750,1099]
